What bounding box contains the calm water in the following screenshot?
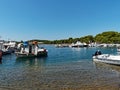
[0,45,120,90]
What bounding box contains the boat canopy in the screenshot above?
[23,42,29,46]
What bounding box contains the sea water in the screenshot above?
[0,45,120,90]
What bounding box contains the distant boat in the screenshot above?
[55,44,69,48]
[93,51,120,65]
[15,41,48,58]
[69,41,88,47]
[117,47,120,52]
[0,41,16,55]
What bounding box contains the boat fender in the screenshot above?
[44,49,46,52]
[0,51,2,61]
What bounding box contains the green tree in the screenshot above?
[94,31,120,43]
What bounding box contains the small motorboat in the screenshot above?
[93,50,120,65]
[15,41,48,58]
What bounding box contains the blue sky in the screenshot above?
[0,0,120,41]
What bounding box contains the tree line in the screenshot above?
[29,31,120,44]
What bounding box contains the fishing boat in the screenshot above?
[93,50,120,65]
[15,41,48,58]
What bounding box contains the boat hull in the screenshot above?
[16,52,47,58]
[93,54,120,65]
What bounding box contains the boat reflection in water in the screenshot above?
[16,57,47,71]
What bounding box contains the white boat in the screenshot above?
[15,41,48,58]
[3,41,16,48]
[0,41,16,55]
[55,44,69,48]
[117,47,120,52]
[69,41,88,47]
[93,54,120,65]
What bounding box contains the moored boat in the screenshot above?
[117,47,120,52]
[15,41,48,58]
[69,41,88,48]
[0,41,16,55]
